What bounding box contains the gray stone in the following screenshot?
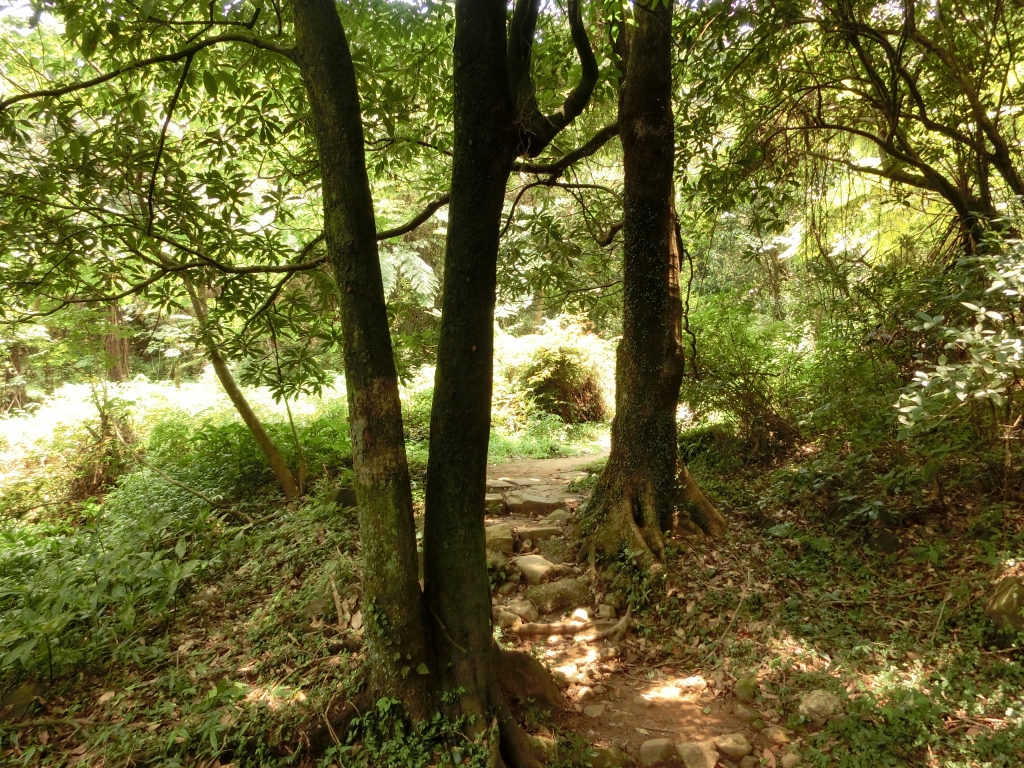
[583,702,606,718]
[986,576,1024,633]
[497,581,518,596]
[583,748,635,768]
[485,493,507,515]
[485,523,514,553]
[576,685,595,702]
[713,733,752,758]
[506,597,539,623]
[604,592,623,609]
[633,694,652,708]
[733,703,760,724]
[640,738,676,766]
[781,754,801,768]
[740,757,759,768]
[507,491,574,515]
[597,603,617,619]
[541,509,572,525]
[324,486,358,508]
[675,740,718,768]
[515,525,562,540]
[515,554,558,585]
[734,671,758,702]
[497,611,521,630]
[797,690,841,720]
[486,479,516,492]
[502,476,543,486]
[525,576,591,615]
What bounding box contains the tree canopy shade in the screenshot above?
[2,0,607,760]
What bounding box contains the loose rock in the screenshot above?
[485,493,507,515]
[525,576,591,614]
[734,671,758,702]
[675,740,718,768]
[515,554,557,585]
[516,525,562,541]
[541,509,572,525]
[583,703,606,718]
[497,581,517,596]
[714,733,752,758]
[640,738,676,766]
[797,690,841,720]
[485,523,514,553]
[781,753,802,768]
[506,597,539,623]
[497,611,521,630]
[597,603,617,619]
[740,757,759,768]
[507,491,574,515]
[733,703,760,724]
[762,726,793,745]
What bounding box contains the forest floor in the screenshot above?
[2,447,1023,768]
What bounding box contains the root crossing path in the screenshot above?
[484,453,752,767]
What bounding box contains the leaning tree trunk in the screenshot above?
[181,282,301,500]
[581,0,725,564]
[291,0,435,716]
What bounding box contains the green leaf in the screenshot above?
[80,28,100,58]
[203,71,219,99]
[141,0,155,21]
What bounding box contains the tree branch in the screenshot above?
[509,0,600,157]
[0,33,296,114]
[512,122,619,175]
[376,194,450,239]
[147,54,193,235]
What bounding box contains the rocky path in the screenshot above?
[483,454,801,768]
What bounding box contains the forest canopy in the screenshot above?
[1,0,1023,766]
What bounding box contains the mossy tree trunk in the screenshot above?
[293,0,595,759]
[420,0,598,762]
[581,0,725,564]
[292,0,435,716]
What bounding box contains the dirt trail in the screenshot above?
[485,453,751,765]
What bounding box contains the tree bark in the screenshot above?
[291,0,434,716]
[420,0,520,743]
[181,283,302,500]
[103,304,131,381]
[581,0,725,563]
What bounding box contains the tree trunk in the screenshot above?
[581,0,725,563]
[291,0,434,716]
[103,304,131,381]
[421,0,531,757]
[181,283,302,500]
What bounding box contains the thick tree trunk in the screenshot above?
[421,0,526,752]
[581,0,725,563]
[103,304,131,381]
[291,0,434,716]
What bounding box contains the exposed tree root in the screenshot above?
[677,462,727,537]
[498,649,565,710]
[588,606,632,642]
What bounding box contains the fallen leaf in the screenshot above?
[38,729,49,745]
[97,691,115,705]
[764,747,777,767]
[351,611,363,631]
[966,726,981,737]
[636,727,649,735]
